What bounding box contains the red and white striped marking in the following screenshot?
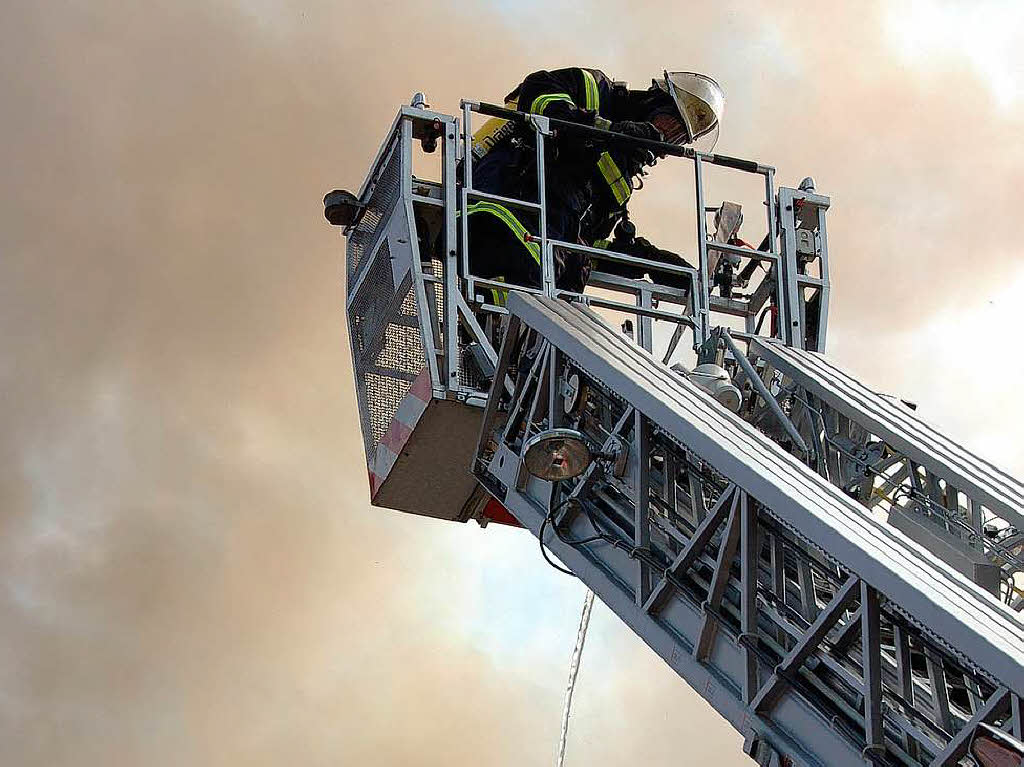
[365,369,522,528]
[368,367,432,497]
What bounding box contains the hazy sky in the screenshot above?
[2,1,1023,765]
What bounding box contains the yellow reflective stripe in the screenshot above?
[529,92,574,115]
[580,69,600,112]
[489,277,509,306]
[596,152,631,205]
[465,201,541,264]
[593,238,611,250]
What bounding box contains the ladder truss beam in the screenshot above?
[473,294,1024,766]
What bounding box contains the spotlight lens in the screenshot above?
[523,429,593,481]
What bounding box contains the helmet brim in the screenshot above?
[657,71,724,152]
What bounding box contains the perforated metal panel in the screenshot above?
[364,370,412,447]
[429,257,445,349]
[348,236,427,464]
[346,136,402,284]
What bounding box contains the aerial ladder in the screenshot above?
[325,94,1024,766]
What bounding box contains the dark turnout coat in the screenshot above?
[466,67,689,299]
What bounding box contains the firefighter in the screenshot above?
[465,68,725,302]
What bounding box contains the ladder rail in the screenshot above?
[539,295,1024,653]
[750,339,1024,599]
[474,294,1024,766]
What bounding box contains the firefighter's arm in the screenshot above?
[629,236,693,290]
[593,221,693,290]
[517,68,597,124]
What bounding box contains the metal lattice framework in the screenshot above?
[474,294,1024,767]
[335,96,1024,765]
[742,340,1024,610]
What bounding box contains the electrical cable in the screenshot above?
[754,304,772,335]
[541,470,723,605]
[538,511,576,577]
[539,493,612,576]
[549,489,692,594]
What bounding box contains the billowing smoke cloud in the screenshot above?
[1,1,1021,765]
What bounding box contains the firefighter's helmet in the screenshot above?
[654,71,725,152]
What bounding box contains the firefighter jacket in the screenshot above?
[469,67,689,293]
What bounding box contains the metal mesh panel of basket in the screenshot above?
[350,242,394,360]
[363,372,414,455]
[346,135,402,285]
[365,283,426,453]
[458,347,485,391]
[349,239,428,461]
[350,242,396,461]
[428,257,445,349]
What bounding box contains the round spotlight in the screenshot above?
[523,429,593,482]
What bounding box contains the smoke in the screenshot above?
[0,1,1021,765]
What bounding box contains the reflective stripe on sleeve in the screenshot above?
[529,92,575,115]
[596,152,631,205]
[580,70,600,112]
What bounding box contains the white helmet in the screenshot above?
[654,71,725,152]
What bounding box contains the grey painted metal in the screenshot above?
[814,194,831,351]
[739,493,759,705]
[465,188,542,210]
[506,294,1024,692]
[694,156,711,345]
[501,477,848,764]
[335,98,1024,765]
[776,186,830,351]
[483,451,864,764]
[928,686,1009,766]
[749,576,860,714]
[468,292,1024,766]
[704,238,778,263]
[723,328,808,454]
[694,497,741,661]
[400,119,442,389]
[777,187,805,348]
[534,116,553,295]
[750,337,1024,600]
[633,410,653,605]
[861,581,885,756]
[643,484,736,614]
[751,339,1024,532]
[346,100,827,415]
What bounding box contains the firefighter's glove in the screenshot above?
[609,121,662,174]
[630,237,692,291]
[609,121,662,142]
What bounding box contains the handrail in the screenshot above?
[471,101,775,174]
[352,99,829,400]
